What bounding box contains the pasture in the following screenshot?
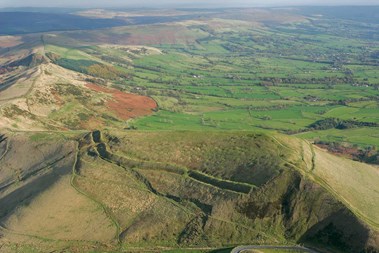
[38,8,379,148]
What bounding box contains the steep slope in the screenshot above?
[5,53,49,68]
[0,131,119,252]
[0,48,157,131]
[0,47,45,107]
[0,130,378,252]
[279,135,379,231]
[103,130,379,252]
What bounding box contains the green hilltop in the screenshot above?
[0,130,378,252]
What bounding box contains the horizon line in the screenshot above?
[1,4,379,9]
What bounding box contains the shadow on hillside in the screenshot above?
[300,209,370,253]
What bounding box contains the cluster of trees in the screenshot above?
[55,58,98,73]
[86,64,129,80]
[315,140,379,165]
[259,76,355,86]
[49,54,130,80]
[309,118,378,130]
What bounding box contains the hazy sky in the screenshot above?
[1,0,379,8]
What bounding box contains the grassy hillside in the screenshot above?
[273,135,379,230]
[1,130,377,252]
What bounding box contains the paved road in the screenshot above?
[231,245,320,253]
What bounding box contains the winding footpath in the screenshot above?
[231,245,320,253]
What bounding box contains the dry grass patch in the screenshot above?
[3,175,116,242]
[312,146,379,229]
[0,36,22,48]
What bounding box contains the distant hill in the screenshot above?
[0,12,129,35]
[298,6,379,24]
[0,11,203,35]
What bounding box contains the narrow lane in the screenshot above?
[231,245,320,253]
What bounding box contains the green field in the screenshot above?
[2,7,378,150]
[55,16,377,148]
[38,12,379,149]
